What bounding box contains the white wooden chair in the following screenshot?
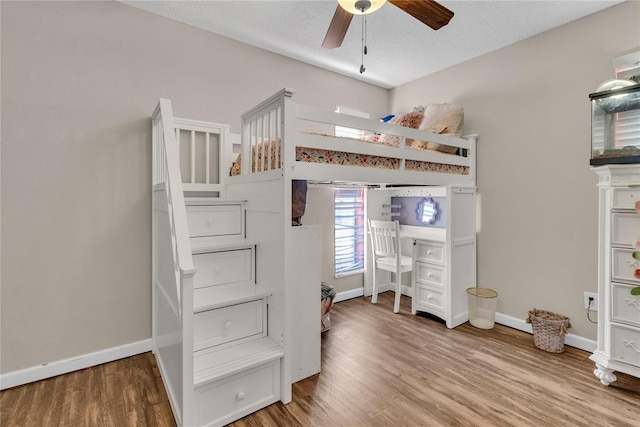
[368,219,413,313]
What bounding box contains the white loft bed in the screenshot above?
[228,88,478,187]
[151,89,479,426]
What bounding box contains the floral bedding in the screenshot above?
[229,136,469,176]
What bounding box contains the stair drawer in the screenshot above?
[415,284,445,314]
[611,248,640,284]
[194,300,266,351]
[193,249,253,289]
[194,361,280,427]
[415,262,444,287]
[187,204,242,238]
[611,324,640,368]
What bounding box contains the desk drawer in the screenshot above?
[187,204,242,238]
[415,241,445,264]
[611,248,640,284]
[415,284,445,313]
[415,262,444,288]
[611,324,640,368]
[194,300,265,351]
[194,361,280,427]
[193,249,253,289]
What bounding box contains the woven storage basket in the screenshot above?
[526,309,571,353]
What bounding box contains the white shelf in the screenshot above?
[193,283,271,313]
[194,337,283,387]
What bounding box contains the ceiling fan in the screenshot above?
[322,0,454,49]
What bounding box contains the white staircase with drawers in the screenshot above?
[151,100,285,426]
[187,198,283,426]
[154,195,285,427]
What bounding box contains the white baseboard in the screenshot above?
[495,312,596,353]
[334,287,364,303]
[0,339,152,390]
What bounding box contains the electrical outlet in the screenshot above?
[584,292,598,311]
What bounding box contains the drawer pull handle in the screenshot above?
[224,321,232,329]
[623,340,640,355]
[427,272,433,278]
[626,260,640,269]
[426,295,433,301]
[427,250,434,256]
[236,392,246,401]
[624,298,640,311]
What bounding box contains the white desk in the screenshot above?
[401,224,474,329]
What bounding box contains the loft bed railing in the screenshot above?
[233,88,478,187]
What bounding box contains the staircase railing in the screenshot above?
[152,98,196,311]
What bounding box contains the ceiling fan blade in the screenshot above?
[322,5,354,49]
[389,0,454,30]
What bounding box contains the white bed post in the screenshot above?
[280,89,295,404]
[465,134,479,187]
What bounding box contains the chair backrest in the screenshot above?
[368,219,401,259]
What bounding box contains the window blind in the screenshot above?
[334,188,365,276]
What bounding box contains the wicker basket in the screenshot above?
[526,309,571,353]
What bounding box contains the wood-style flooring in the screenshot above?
[2,292,639,426]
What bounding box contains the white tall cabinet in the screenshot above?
[591,165,640,385]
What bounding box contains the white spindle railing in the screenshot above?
[173,118,229,194]
[241,89,291,176]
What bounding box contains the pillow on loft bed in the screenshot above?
[377,111,424,146]
[374,103,464,153]
[417,103,464,154]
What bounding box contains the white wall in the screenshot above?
[391,1,640,340]
[0,0,388,375]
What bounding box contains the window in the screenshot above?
[334,188,365,277]
[335,106,370,140]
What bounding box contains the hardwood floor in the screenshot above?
[0,348,174,426]
[2,292,639,426]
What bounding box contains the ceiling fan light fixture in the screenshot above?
[337,0,386,15]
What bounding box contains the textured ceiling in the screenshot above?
[122,0,624,89]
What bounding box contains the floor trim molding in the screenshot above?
[0,339,152,390]
[334,287,364,303]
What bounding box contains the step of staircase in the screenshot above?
[193,283,271,313]
[190,236,257,255]
[193,336,283,387]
